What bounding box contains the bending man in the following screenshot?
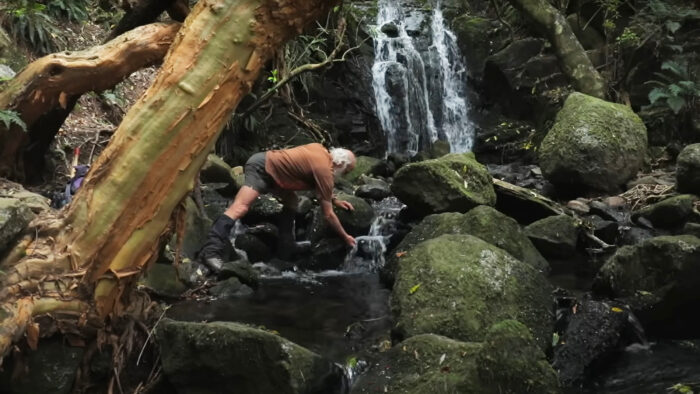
[199,143,357,271]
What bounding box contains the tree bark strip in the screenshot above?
[0,22,180,181]
[0,0,335,362]
[507,0,606,99]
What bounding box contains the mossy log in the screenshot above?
[506,0,606,99]
[0,22,180,182]
[0,0,335,363]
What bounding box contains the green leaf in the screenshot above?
[678,80,697,91]
[648,87,669,104]
[552,332,560,347]
[333,5,340,12]
[667,95,686,114]
[665,21,681,33]
[409,284,421,295]
[0,110,28,131]
[347,356,357,368]
[668,84,683,96]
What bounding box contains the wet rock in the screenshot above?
[393,234,554,349]
[593,235,700,337]
[453,15,505,79]
[477,320,559,394]
[391,152,496,217]
[677,143,700,194]
[0,197,35,253]
[587,214,619,245]
[308,193,375,241]
[539,92,648,193]
[234,233,272,263]
[633,194,697,229]
[343,155,381,183]
[380,22,399,37]
[589,200,626,223]
[552,300,629,387]
[156,319,345,394]
[355,177,391,200]
[175,259,210,287]
[200,183,231,220]
[308,238,348,271]
[352,321,558,394]
[210,277,253,298]
[173,197,212,260]
[246,222,279,246]
[0,338,83,394]
[591,340,700,393]
[219,260,260,288]
[351,334,483,394]
[567,199,590,214]
[296,195,314,218]
[619,226,656,246]
[524,214,579,259]
[140,264,187,298]
[683,222,700,238]
[241,195,284,225]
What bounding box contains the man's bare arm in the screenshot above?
[321,199,356,247]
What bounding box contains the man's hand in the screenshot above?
[344,234,356,247]
[333,199,354,211]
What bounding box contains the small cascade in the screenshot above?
[344,197,404,273]
[372,0,438,156]
[371,0,474,154]
[428,1,475,152]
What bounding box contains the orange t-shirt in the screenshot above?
[265,143,334,201]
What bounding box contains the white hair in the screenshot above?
[330,148,354,170]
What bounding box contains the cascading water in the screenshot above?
[371,0,474,154]
[344,197,404,273]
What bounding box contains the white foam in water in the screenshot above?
[371,0,474,154]
[344,197,405,273]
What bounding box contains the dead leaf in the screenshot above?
[26,322,39,350]
[59,92,68,109]
[395,251,407,258]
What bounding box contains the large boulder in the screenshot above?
[0,197,35,253]
[343,155,381,183]
[139,264,187,298]
[391,153,496,217]
[524,214,579,259]
[351,321,559,394]
[453,15,504,79]
[156,319,344,394]
[392,234,554,349]
[385,206,549,284]
[592,235,700,337]
[539,92,648,193]
[677,143,700,194]
[308,193,375,242]
[633,194,698,229]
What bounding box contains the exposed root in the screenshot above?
[619,184,675,211]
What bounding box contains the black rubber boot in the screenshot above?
[198,215,236,273]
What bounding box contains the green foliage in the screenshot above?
[0,109,28,132]
[615,27,639,47]
[0,0,62,54]
[628,0,700,53]
[645,58,699,115]
[46,0,89,22]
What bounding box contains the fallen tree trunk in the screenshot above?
[506,0,606,99]
[0,0,334,364]
[0,22,180,182]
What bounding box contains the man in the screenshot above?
[199,143,357,272]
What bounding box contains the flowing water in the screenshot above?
[371,0,474,155]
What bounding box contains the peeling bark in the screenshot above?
[0,0,335,363]
[507,0,606,99]
[0,23,180,181]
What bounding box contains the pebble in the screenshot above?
[567,199,590,214]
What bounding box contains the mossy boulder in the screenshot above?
[242,195,284,225]
[0,197,35,253]
[677,144,700,195]
[391,153,496,217]
[351,323,559,394]
[477,320,560,394]
[156,319,343,394]
[633,194,698,229]
[592,235,700,337]
[384,206,549,284]
[392,234,554,349]
[539,92,648,192]
[453,15,496,78]
[524,214,579,259]
[343,155,381,183]
[139,264,187,298]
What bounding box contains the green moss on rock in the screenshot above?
[391,153,496,217]
[524,214,579,258]
[634,194,698,229]
[539,92,648,192]
[392,234,554,349]
[677,144,700,195]
[343,155,381,183]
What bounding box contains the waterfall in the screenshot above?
[371,0,474,154]
[344,197,404,273]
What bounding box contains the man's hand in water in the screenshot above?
[334,199,354,211]
[344,234,356,247]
